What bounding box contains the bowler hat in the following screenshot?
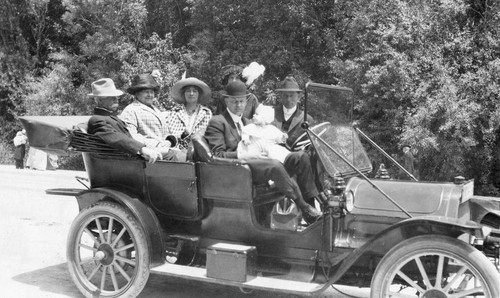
[88,78,124,97]
[223,80,249,98]
[127,74,160,94]
[170,77,212,105]
[276,76,303,92]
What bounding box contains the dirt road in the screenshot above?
[0,164,369,298]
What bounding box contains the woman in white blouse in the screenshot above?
[167,77,212,151]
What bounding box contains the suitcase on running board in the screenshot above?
[206,243,256,282]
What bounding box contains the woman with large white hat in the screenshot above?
[166,77,212,151]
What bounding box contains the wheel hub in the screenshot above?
[422,289,447,298]
[97,243,114,266]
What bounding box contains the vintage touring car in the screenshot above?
[21,82,500,298]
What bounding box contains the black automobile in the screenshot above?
[21,82,500,298]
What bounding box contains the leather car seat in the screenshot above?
[192,135,213,163]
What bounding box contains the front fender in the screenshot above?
[76,188,165,267]
[469,196,500,228]
[321,215,483,289]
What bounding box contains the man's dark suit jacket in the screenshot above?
[204,110,318,200]
[87,107,144,155]
[273,104,314,148]
[204,110,250,159]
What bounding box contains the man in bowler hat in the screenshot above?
[87,78,163,163]
[204,80,322,224]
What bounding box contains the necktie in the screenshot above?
[236,122,242,136]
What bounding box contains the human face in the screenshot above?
[97,96,119,112]
[135,89,155,107]
[228,73,240,82]
[280,91,300,109]
[183,86,199,105]
[225,96,248,116]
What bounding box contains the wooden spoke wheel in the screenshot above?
[370,235,500,298]
[67,201,150,298]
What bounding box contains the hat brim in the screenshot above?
[221,92,250,98]
[170,78,212,105]
[275,88,303,92]
[127,85,160,95]
[88,90,124,97]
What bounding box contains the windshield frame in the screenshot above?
[303,82,372,178]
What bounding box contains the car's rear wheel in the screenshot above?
[67,201,150,298]
[370,235,500,298]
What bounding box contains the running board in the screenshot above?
[150,263,324,295]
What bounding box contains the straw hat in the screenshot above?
[88,78,124,97]
[170,77,212,105]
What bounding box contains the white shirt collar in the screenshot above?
[227,108,243,125]
[283,105,297,121]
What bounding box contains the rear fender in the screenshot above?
[324,216,483,287]
[76,188,165,267]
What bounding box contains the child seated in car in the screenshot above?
[237,105,290,163]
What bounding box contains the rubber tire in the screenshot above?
[67,201,150,298]
[370,235,500,298]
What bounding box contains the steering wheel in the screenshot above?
[289,122,330,151]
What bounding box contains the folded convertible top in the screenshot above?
[19,116,91,155]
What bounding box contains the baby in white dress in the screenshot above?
[237,105,290,163]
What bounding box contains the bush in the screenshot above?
[0,141,14,165]
[57,153,85,171]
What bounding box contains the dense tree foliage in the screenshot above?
[1,0,500,194]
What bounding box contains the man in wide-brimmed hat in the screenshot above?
[273,76,314,148]
[204,80,322,225]
[120,73,182,161]
[166,77,213,152]
[86,78,163,163]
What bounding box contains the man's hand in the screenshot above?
[140,147,163,163]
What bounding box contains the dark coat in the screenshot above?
[403,151,415,175]
[203,109,319,200]
[87,107,144,155]
[273,104,314,148]
[204,110,250,159]
[14,144,25,160]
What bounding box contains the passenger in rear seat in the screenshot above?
[121,74,185,161]
[204,80,322,225]
[87,78,163,163]
[167,77,213,159]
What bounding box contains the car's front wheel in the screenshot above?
[67,201,150,298]
[370,235,500,298]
